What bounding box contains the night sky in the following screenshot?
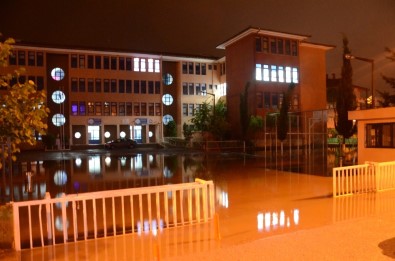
[1,0,395,91]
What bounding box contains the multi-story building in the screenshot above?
[0,26,333,147]
[217,27,334,138]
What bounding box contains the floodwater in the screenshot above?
[4,147,386,260]
[1,147,336,203]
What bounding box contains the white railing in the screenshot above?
[332,163,375,197]
[333,161,395,197]
[12,179,215,251]
[375,161,395,191]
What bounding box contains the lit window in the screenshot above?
[148,58,154,72]
[155,59,160,73]
[263,65,270,81]
[141,59,146,72]
[285,67,292,83]
[52,90,66,104]
[278,66,284,82]
[292,68,299,83]
[162,94,173,106]
[133,58,139,71]
[51,67,65,81]
[271,65,277,82]
[163,114,174,125]
[255,64,262,81]
[52,114,66,126]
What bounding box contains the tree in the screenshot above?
[0,37,49,169]
[277,83,295,142]
[210,99,230,140]
[164,120,177,137]
[380,47,395,106]
[182,122,193,141]
[190,102,212,132]
[239,82,250,139]
[335,36,357,140]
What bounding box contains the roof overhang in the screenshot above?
[216,27,310,50]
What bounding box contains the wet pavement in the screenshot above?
[1,150,395,260]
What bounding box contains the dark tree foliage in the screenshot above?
[164,120,177,137]
[379,47,395,106]
[277,83,295,141]
[335,37,357,139]
[239,82,250,139]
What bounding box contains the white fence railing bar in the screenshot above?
[12,179,215,251]
[333,161,395,197]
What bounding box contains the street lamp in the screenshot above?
[345,54,375,108]
[201,90,216,116]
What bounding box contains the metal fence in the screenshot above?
[12,178,215,251]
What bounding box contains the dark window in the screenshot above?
[18,51,26,65]
[87,55,94,69]
[71,55,78,68]
[188,62,194,74]
[195,84,201,95]
[79,55,85,68]
[104,79,110,92]
[79,78,86,92]
[183,83,188,95]
[126,58,132,70]
[141,80,146,93]
[71,78,78,92]
[103,56,110,69]
[95,102,102,116]
[264,92,271,108]
[111,102,117,116]
[126,102,133,116]
[148,81,154,94]
[37,52,43,66]
[119,80,125,93]
[141,102,147,116]
[155,81,161,94]
[182,62,187,74]
[111,57,117,70]
[262,37,269,53]
[111,79,117,92]
[28,51,35,66]
[291,41,298,56]
[103,102,110,116]
[195,63,200,75]
[134,80,140,93]
[208,65,212,70]
[155,103,161,116]
[277,39,284,54]
[285,40,291,55]
[188,83,194,95]
[95,79,102,92]
[272,93,279,109]
[36,76,44,90]
[95,56,102,69]
[255,37,262,52]
[88,78,94,92]
[119,102,126,116]
[270,38,277,54]
[119,57,125,70]
[149,103,154,116]
[202,64,206,75]
[183,104,188,116]
[126,80,132,93]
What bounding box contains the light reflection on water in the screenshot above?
[1,149,336,203]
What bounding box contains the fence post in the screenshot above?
[45,192,52,243]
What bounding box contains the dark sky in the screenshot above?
[1,0,395,91]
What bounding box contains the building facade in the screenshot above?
[217,27,333,138]
[1,27,333,146]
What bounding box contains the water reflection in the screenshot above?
[1,150,333,203]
